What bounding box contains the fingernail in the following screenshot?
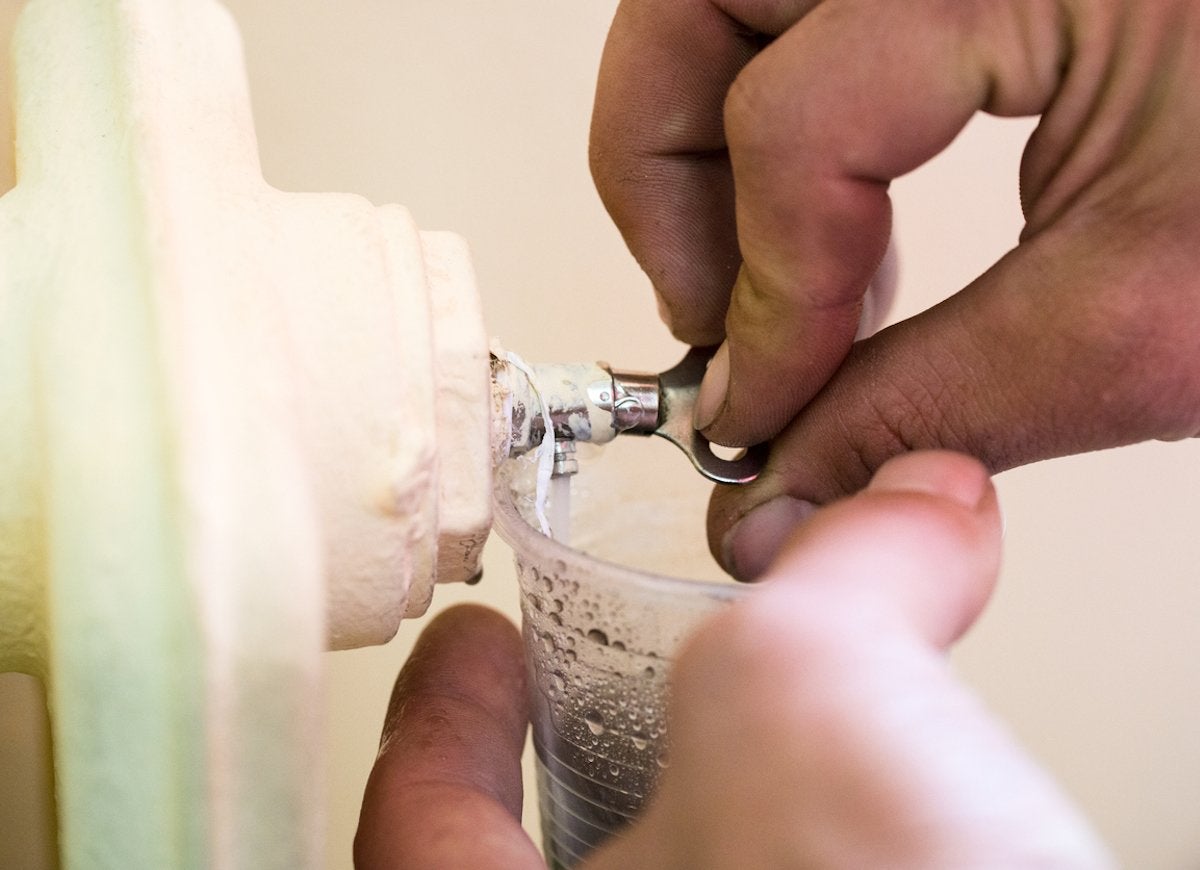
[854,289,876,340]
[868,453,990,511]
[722,495,817,581]
[654,292,674,332]
[693,341,729,431]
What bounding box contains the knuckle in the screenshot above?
[840,353,955,463]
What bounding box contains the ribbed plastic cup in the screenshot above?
[493,440,748,868]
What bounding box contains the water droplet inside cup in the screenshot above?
[584,710,605,736]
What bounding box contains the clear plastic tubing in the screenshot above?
[547,475,572,544]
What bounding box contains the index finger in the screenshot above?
[703,0,1068,445]
[590,1,820,345]
[354,605,542,870]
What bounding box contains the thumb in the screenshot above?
[709,221,1200,576]
[592,451,1111,870]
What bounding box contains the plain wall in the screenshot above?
[2,2,1198,868]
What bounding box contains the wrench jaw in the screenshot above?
[649,346,768,486]
[494,345,768,486]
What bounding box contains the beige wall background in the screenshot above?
[2,2,1198,868]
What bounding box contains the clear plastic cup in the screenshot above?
[493,439,749,869]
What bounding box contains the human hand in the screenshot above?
[590,0,1200,578]
[354,603,544,869]
[355,452,1111,869]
